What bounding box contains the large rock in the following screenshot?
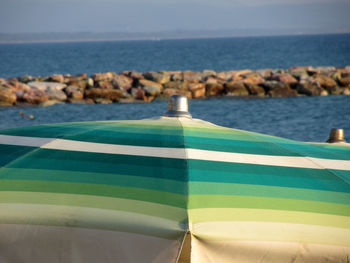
[131,88,146,101]
[324,86,343,95]
[64,73,88,84]
[216,71,236,81]
[143,72,170,84]
[0,88,16,106]
[122,70,143,81]
[288,68,309,80]
[201,70,217,82]
[163,81,188,91]
[28,81,66,91]
[85,88,123,101]
[296,82,327,96]
[49,74,65,83]
[339,76,350,87]
[242,73,265,85]
[263,81,288,91]
[224,81,249,96]
[170,71,183,81]
[138,79,163,96]
[315,66,337,76]
[256,69,272,78]
[268,86,298,97]
[95,80,114,89]
[245,84,265,97]
[64,85,84,100]
[188,83,206,98]
[235,69,253,77]
[143,85,162,96]
[112,75,133,91]
[312,74,337,89]
[182,71,202,83]
[162,88,192,99]
[92,72,116,82]
[19,89,49,104]
[47,89,67,101]
[270,74,298,85]
[206,83,224,97]
[68,79,87,90]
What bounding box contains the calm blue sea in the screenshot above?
[1,96,350,142]
[0,34,350,78]
[0,34,350,142]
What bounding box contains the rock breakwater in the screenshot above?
[1,66,349,106]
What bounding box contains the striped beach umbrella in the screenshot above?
[0,95,349,262]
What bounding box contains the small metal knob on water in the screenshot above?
[327,128,345,143]
[164,95,192,118]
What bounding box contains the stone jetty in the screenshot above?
[1,66,350,106]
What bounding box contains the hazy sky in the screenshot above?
[1,0,349,34]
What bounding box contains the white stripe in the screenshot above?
[1,135,350,171]
[0,134,54,147]
[41,139,187,159]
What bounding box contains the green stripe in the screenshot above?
[189,182,350,205]
[0,191,187,222]
[0,180,187,208]
[0,168,187,194]
[188,195,350,217]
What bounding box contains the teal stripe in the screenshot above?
[279,142,350,161]
[0,145,36,166]
[188,160,350,193]
[64,130,185,148]
[184,136,301,156]
[5,149,189,182]
[0,168,187,195]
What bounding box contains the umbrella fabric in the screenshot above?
[0,116,349,263]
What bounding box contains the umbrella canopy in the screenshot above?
[0,96,350,262]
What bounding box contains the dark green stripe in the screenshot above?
[0,145,36,166]
[6,149,188,182]
[64,130,185,148]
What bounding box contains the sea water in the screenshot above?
[0,34,349,142]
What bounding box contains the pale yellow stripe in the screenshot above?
[191,221,350,246]
[0,203,184,239]
[188,208,350,229]
[191,238,350,263]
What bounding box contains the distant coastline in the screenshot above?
[1,66,349,107]
[1,31,349,44]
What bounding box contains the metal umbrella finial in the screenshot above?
[164,95,192,118]
[327,128,345,143]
